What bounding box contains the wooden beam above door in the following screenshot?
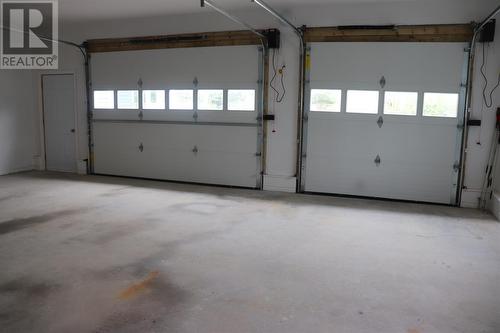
[304,24,474,43]
[85,30,265,53]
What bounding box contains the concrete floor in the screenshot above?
[0,172,499,333]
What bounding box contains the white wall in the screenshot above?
[25,0,500,207]
[0,71,37,175]
[464,19,500,208]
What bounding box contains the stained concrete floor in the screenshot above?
[0,172,499,333]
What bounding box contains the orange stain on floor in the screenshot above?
[408,329,421,333]
[118,271,160,300]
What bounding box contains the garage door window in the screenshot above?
[346,90,379,114]
[310,89,341,112]
[169,90,194,110]
[117,90,139,109]
[93,90,114,109]
[383,91,418,116]
[228,89,255,111]
[142,90,165,110]
[198,90,224,110]
[423,93,459,118]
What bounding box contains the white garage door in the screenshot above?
[91,46,263,188]
[301,42,467,204]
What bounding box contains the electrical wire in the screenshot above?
[269,48,286,103]
[277,64,286,103]
[0,25,87,60]
[480,42,500,109]
[270,49,280,99]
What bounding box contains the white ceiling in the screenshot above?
[59,0,419,22]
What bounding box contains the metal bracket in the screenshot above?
[193,77,199,87]
[374,154,381,167]
[138,111,143,120]
[377,116,384,128]
[138,143,144,152]
[137,78,143,88]
[192,145,199,154]
[193,112,199,121]
[453,162,461,172]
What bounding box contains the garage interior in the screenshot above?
[1,0,500,332]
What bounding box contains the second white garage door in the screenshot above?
[301,42,467,204]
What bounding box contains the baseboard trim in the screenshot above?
[0,166,34,176]
[489,191,500,222]
[263,175,297,193]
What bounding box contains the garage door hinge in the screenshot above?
[379,76,386,89]
[377,116,384,128]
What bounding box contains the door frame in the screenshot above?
[39,72,79,172]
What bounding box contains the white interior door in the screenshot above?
[303,43,467,204]
[42,74,76,172]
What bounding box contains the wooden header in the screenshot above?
[85,30,264,53]
[304,24,474,43]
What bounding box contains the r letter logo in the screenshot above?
[1,0,58,69]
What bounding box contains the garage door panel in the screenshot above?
[306,154,453,203]
[310,43,463,89]
[92,46,259,88]
[93,122,258,188]
[307,117,381,153]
